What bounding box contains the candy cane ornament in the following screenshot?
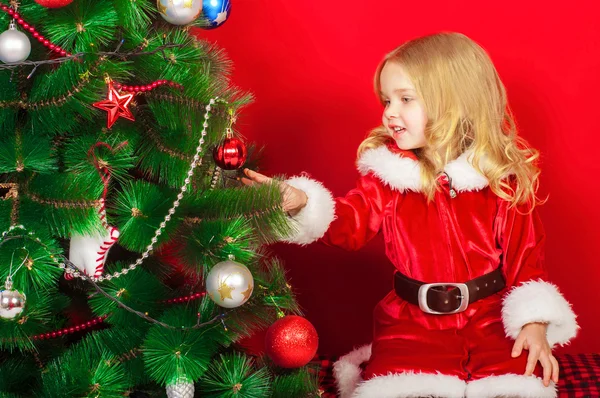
[67,199,119,279]
[65,142,123,280]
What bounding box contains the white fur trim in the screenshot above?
[502,280,579,347]
[444,151,489,192]
[282,175,336,245]
[333,344,372,398]
[466,374,556,398]
[357,146,422,193]
[357,146,489,193]
[352,372,466,398]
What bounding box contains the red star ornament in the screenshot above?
[93,82,135,129]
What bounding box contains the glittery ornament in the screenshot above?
[157,0,202,25]
[34,0,74,8]
[212,129,247,170]
[0,280,26,319]
[205,257,253,308]
[166,379,195,398]
[265,315,319,368]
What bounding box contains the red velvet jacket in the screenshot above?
[283,144,578,397]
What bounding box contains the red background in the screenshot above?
[201,0,600,356]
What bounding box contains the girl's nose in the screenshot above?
[385,109,399,120]
[384,103,400,120]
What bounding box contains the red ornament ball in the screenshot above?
[265,315,319,368]
[213,136,247,170]
[34,0,74,7]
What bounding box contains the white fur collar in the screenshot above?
[357,146,489,193]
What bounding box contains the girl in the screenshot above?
[242,32,578,398]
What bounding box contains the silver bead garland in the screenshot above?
[61,98,222,282]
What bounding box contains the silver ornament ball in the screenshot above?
[166,380,195,398]
[206,259,254,308]
[157,0,202,25]
[0,286,26,319]
[0,25,31,64]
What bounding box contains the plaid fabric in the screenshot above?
[316,353,600,398]
[558,354,600,398]
[317,356,338,398]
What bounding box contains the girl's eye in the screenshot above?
[402,97,412,103]
[383,99,390,106]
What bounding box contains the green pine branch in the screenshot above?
[198,352,272,398]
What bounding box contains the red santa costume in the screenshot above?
[283,143,578,398]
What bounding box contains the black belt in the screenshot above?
[393,267,506,314]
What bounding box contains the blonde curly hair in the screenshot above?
[358,32,543,208]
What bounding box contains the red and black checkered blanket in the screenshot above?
[316,353,600,398]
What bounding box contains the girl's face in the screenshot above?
[379,62,428,150]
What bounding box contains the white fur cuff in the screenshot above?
[282,175,336,245]
[466,374,556,398]
[502,280,579,347]
[333,344,372,398]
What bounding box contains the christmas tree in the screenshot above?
[0,1,320,396]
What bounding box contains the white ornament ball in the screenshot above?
[0,287,26,319]
[0,26,31,64]
[166,380,195,398]
[206,259,254,308]
[157,0,202,25]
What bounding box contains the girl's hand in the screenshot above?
[511,322,559,386]
[241,169,308,217]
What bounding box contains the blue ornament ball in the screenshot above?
[199,0,231,29]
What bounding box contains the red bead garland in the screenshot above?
[163,292,206,304]
[114,79,183,93]
[2,292,204,343]
[31,315,108,341]
[0,3,71,57]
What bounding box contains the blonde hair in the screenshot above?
[358,32,543,208]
